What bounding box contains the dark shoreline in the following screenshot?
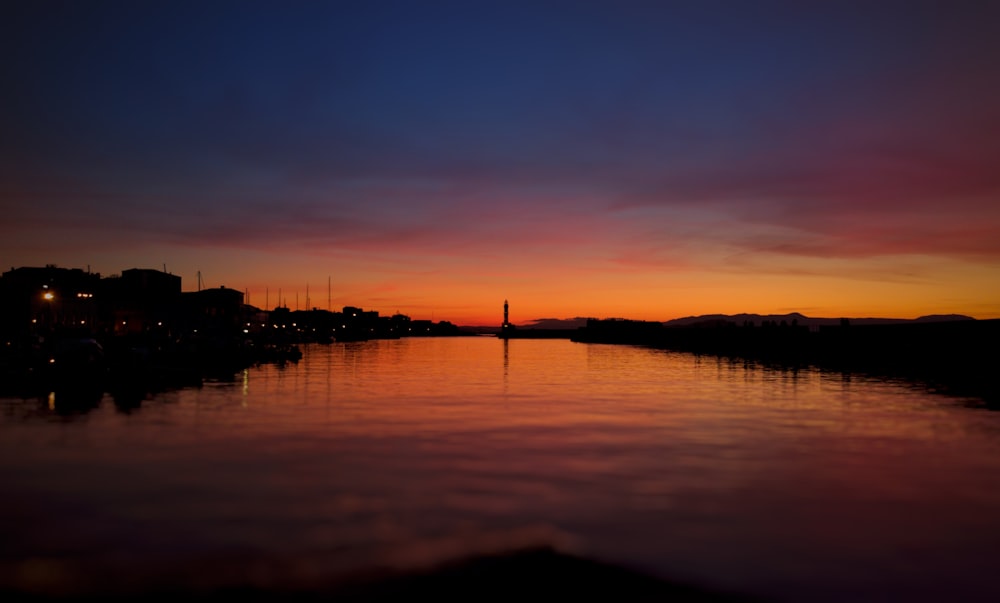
[572,318,1000,406]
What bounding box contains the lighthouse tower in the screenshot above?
[501,299,513,338]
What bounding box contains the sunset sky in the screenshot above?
[3,1,999,325]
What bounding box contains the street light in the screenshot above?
[39,288,55,328]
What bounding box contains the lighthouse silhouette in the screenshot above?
[501,299,513,339]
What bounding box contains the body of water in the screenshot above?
[3,338,1000,601]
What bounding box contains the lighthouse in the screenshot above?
[500,299,513,339]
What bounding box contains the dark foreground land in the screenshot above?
[0,548,758,603]
[574,318,1000,405]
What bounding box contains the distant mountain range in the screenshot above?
[662,313,975,327]
[467,313,975,331]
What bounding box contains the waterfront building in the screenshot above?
[0,265,102,336]
[102,268,182,335]
[181,286,245,333]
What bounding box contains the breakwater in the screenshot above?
[573,318,1000,404]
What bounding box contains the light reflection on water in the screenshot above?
[2,338,1000,601]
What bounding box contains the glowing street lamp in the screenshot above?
[38,288,55,327]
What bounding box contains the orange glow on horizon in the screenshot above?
[232,260,1000,326]
[7,233,998,326]
[3,249,995,326]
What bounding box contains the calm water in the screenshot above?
[3,338,1000,601]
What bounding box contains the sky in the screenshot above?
[2,0,999,325]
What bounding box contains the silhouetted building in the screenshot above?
[181,286,244,333]
[388,312,411,337]
[333,306,381,340]
[120,268,181,297]
[0,265,101,337]
[102,268,182,335]
[410,319,434,334]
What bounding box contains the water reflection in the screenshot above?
[2,339,1000,602]
[43,383,104,415]
[503,337,509,388]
